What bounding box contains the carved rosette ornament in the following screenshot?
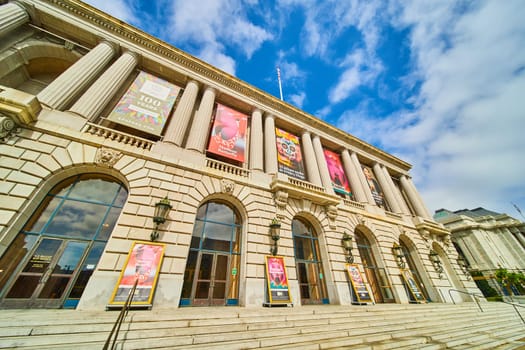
[220,179,235,194]
[0,114,20,143]
[95,147,121,167]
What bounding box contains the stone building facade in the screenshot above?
[0,0,478,310]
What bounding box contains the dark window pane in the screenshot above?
[23,239,61,273]
[53,241,87,274]
[215,255,228,280]
[198,254,213,280]
[195,282,210,298]
[49,176,76,197]
[0,233,37,291]
[45,201,107,239]
[38,276,70,299]
[181,251,198,298]
[96,207,120,241]
[294,236,313,260]
[213,282,226,299]
[68,242,105,298]
[113,186,128,207]
[202,222,231,252]
[6,275,39,298]
[190,221,204,249]
[68,177,121,204]
[205,202,234,224]
[24,196,62,233]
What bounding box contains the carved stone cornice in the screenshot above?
[0,86,41,125]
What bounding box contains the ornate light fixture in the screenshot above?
[429,249,443,279]
[269,218,281,255]
[457,256,471,280]
[150,197,172,241]
[392,243,406,269]
[341,232,354,263]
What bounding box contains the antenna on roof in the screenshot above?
[277,67,283,101]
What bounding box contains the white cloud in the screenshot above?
[288,91,306,108]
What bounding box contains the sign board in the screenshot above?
[265,256,292,304]
[401,268,426,303]
[109,241,165,308]
[346,263,373,304]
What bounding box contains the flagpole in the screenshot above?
[277,67,283,101]
[512,202,525,220]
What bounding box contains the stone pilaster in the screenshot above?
[249,108,263,171]
[37,41,117,110]
[312,134,335,194]
[400,175,431,219]
[351,152,376,205]
[264,114,278,174]
[373,163,400,213]
[186,86,216,152]
[163,80,199,146]
[0,2,29,37]
[381,165,410,214]
[68,51,139,120]
[301,131,322,186]
[341,149,367,202]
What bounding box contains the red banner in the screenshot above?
[207,104,248,162]
[324,149,351,195]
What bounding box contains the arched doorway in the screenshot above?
[292,218,329,304]
[355,229,394,303]
[0,174,127,309]
[180,201,241,306]
[399,240,431,302]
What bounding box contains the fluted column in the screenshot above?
[510,228,525,249]
[249,108,264,171]
[380,165,409,214]
[400,175,431,219]
[312,135,335,194]
[350,152,376,205]
[264,114,278,174]
[38,41,117,110]
[68,51,139,120]
[373,163,400,213]
[163,80,199,145]
[185,86,216,152]
[301,131,322,186]
[0,2,29,37]
[341,150,367,202]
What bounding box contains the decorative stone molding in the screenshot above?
[274,190,288,210]
[220,179,235,194]
[0,114,20,143]
[95,147,121,167]
[325,205,338,229]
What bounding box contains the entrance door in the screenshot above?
[192,252,230,306]
[4,238,88,308]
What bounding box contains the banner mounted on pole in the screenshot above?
[207,103,248,163]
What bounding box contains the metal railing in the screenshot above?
[448,289,484,312]
[103,278,138,350]
[499,300,525,325]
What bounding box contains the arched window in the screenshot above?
[292,218,328,304]
[0,174,127,309]
[400,240,431,301]
[181,201,242,306]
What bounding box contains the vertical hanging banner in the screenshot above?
[107,71,180,136]
[207,103,248,162]
[275,128,305,180]
[361,165,385,208]
[265,255,292,304]
[109,241,165,308]
[323,149,352,195]
[401,268,426,303]
[346,263,373,304]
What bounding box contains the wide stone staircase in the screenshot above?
[0,302,524,349]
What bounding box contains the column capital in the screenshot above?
[98,39,120,55]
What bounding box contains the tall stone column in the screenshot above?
[68,51,139,120]
[380,165,410,214]
[312,135,335,194]
[341,149,367,202]
[0,2,29,37]
[186,86,216,152]
[350,151,376,205]
[249,108,263,171]
[373,163,401,213]
[400,175,431,219]
[264,114,278,174]
[163,80,199,146]
[38,41,117,110]
[301,131,322,186]
[510,228,525,249]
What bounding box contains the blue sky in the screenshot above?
[84,0,525,220]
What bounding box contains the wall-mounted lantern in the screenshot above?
[341,232,354,263]
[457,256,471,280]
[269,218,281,256]
[392,243,406,269]
[150,197,172,241]
[429,249,443,279]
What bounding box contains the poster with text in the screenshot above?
[346,263,373,304]
[361,166,385,208]
[207,103,248,162]
[107,71,180,136]
[109,242,165,307]
[265,255,292,304]
[275,128,305,180]
[323,149,351,195]
[401,268,426,303]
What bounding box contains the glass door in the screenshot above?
[192,252,230,306]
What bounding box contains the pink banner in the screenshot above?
[324,149,351,195]
[207,104,248,162]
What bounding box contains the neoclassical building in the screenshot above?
[0,0,478,310]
